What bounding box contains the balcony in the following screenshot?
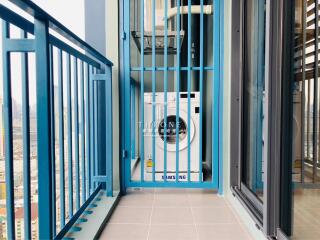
[0,0,310,240]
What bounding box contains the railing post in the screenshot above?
[34,17,53,239]
[2,20,15,240]
[105,66,113,196]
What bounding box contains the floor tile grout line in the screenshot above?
[146,188,155,240]
[188,191,200,240]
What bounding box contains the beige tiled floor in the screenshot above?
[292,189,320,240]
[99,188,254,240]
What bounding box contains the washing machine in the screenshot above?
[144,92,201,181]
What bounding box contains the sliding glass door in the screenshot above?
[241,0,266,207]
[230,0,266,221]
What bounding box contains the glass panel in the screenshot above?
[241,0,266,201]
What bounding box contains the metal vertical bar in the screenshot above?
[85,64,91,198]
[89,66,95,193]
[163,0,168,182]
[123,0,132,191]
[34,18,53,239]
[131,81,136,161]
[140,0,145,182]
[2,21,15,240]
[301,0,307,184]
[49,44,56,236]
[80,61,86,202]
[21,30,31,240]
[175,0,181,182]
[57,49,65,227]
[106,67,113,196]
[94,69,98,189]
[213,0,221,185]
[66,53,73,217]
[187,0,192,182]
[73,57,80,210]
[199,0,204,182]
[152,0,156,182]
[313,0,319,182]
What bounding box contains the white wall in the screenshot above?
[105,0,120,191]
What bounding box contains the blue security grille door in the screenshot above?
[122,0,222,189]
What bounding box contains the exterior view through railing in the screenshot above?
[0,0,113,239]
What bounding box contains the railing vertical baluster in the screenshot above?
[85,64,91,197]
[140,0,145,182]
[58,49,65,227]
[175,0,181,182]
[34,17,53,239]
[2,21,15,240]
[80,61,86,202]
[66,53,73,218]
[94,69,98,189]
[187,0,192,182]
[74,57,80,210]
[164,0,168,182]
[21,29,31,240]
[49,44,56,236]
[152,0,156,182]
[106,67,113,196]
[89,66,95,194]
[199,0,204,182]
[213,0,221,186]
[131,81,136,164]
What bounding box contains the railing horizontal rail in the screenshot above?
[54,184,102,240]
[7,0,113,66]
[0,5,101,68]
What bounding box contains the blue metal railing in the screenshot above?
[122,0,221,189]
[0,0,113,239]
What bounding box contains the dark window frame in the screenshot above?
[230,0,294,238]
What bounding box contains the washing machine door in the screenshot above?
[156,108,195,151]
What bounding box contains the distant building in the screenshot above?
[0,98,3,158]
[0,182,5,200]
[14,203,39,240]
[0,208,7,240]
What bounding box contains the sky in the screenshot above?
[0,0,85,105]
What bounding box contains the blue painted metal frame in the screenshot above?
[74,57,80,210]
[58,48,66,227]
[175,0,181,183]
[2,20,16,240]
[120,0,223,190]
[91,71,114,197]
[19,29,32,239]
[49,43,56,236]
[80,61,86,203]
[34,17,53,239]
[140,0,145,183]
[66,53,74,219]
[218,0,224,195]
